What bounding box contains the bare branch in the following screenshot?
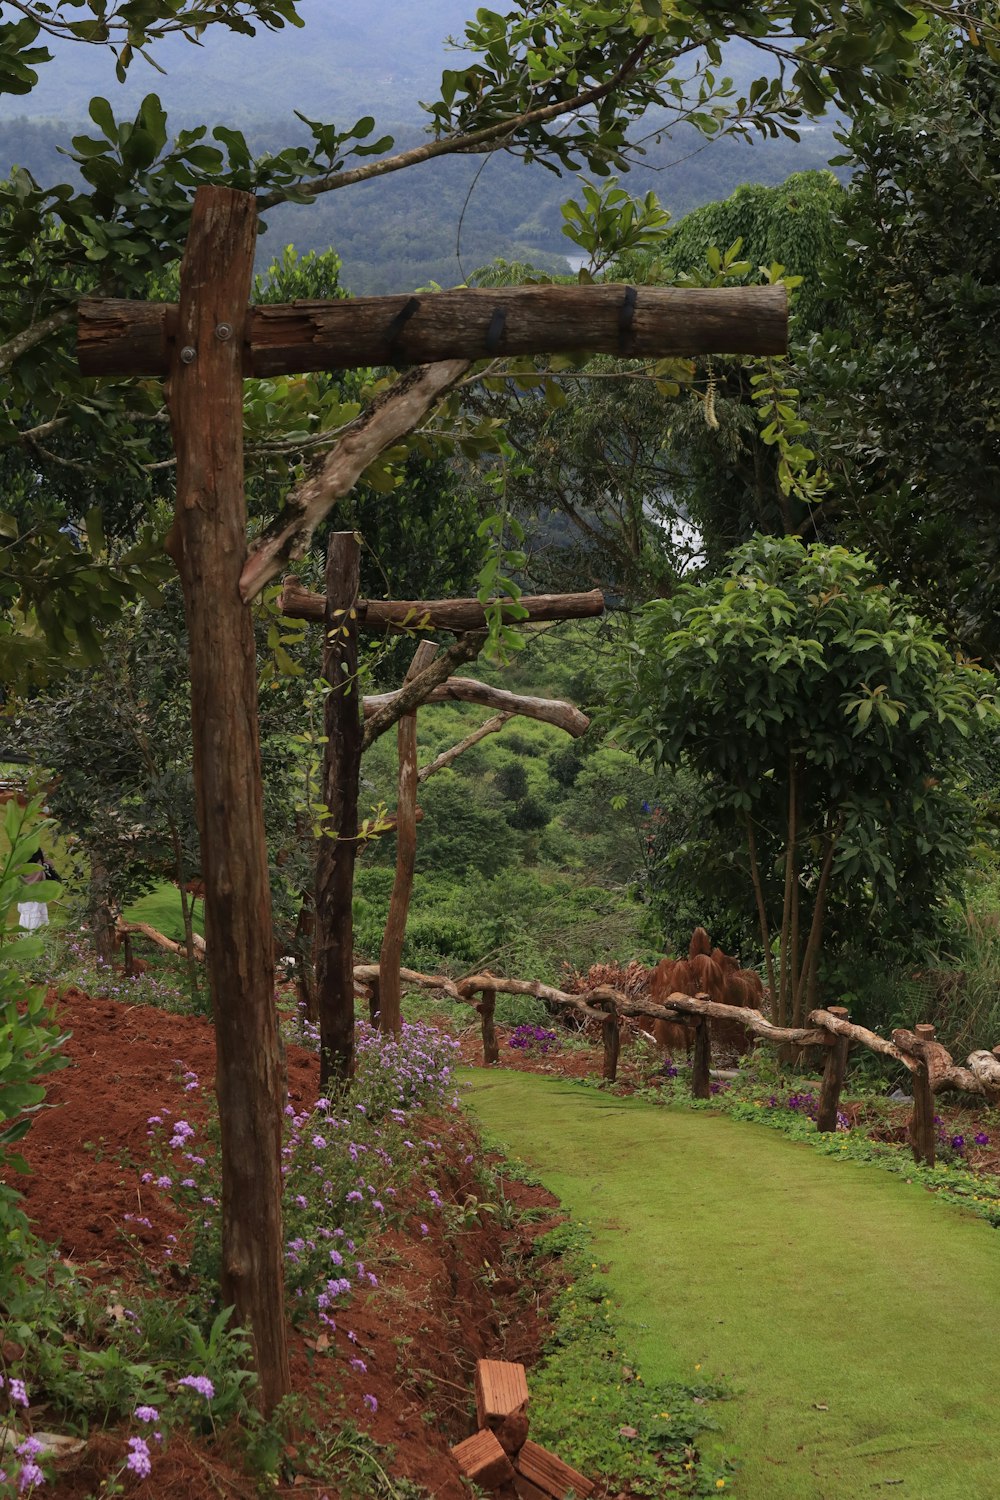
[239,359,469,602]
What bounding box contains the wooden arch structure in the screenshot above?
[76,184,787,1411]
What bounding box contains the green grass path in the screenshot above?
[465,1071,1000,1500]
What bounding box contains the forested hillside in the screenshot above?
[1,109,841,292]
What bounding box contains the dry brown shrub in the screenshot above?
[689,926,712,959]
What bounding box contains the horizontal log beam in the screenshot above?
[363,677,590,737]
[77,284,788,378]
[279,579,605,631]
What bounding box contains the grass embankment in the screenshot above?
[467,1071,1000,1500]
[124,882,204,941]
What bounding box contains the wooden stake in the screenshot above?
[816,1003,850,1133]
[479,985,500,1066]
[314,531,362,1085]
[367,974,381,1027]
[378,640,438,1034]
[602,1000,620,1082]
[909,1056,937,1166]
[692,1016,712,1100]
[164,184,289,1412]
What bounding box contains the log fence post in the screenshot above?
[377,639,438,1035]
[601,1000,620,1082]
[314,531,363,1085]
[909,1025,937,1166]
[816,1004,850,1133]
[367,975,381,1027]
[479,985,500,1066]
[692,1015,711,1099]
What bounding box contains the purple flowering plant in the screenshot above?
[139,1017,464,1339]
[509,1023,559,1055]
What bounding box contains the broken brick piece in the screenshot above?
[475,1359,530,1427]
[515,1439,594,1499]
[451,1428,516,1489]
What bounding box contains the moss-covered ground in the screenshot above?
[466,1070,1000,1500]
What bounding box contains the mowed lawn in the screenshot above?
[466,1071,1000,1500]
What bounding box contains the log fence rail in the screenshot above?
[351,962,1000,1168]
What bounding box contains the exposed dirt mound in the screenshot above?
[8,990,565,1498]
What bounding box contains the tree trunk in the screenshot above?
[293,892,317,1026]
[168,815,203,1011]
[314,532,363,1086]
[778,757,797,1029]
[743,813,777,1018]
[377,640,438,1035]
[164,185,290,1414]
[89,855,115,965]
[792,819,841,1027]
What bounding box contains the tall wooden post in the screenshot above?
[377,639,437,1035]
[164,185,290,1412]
[908,1023,938,1166]
[314,532,363,1086]
[479,985,500,1066]
[601,1000,621,1082]
[816,1004,850,1133]
[692,1016,712,1100]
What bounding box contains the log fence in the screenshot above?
[352,962,1000,1168]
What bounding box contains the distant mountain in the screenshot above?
[0,5,845,293]
[1,0,480,124]
[1,2,827,130]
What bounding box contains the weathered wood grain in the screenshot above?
[78,284,788,377]
[278,580,606,630]
[164,185,289,1412]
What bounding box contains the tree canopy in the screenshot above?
[807,25,1000,665]
[2,0,996,682]
[606,535,999,1025]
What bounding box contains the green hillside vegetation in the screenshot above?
[0,113,842,294]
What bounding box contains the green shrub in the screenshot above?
[0,799,70,1277]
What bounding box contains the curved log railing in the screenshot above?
[112,914,999,1170]
[352,963,1000,1168]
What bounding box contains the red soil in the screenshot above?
[8,989,565,1498]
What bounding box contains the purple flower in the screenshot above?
[126,1437,152,1478]
[17,1460,44,1491]
[363,1393,378,1413]
[975,1131,990,1146]
[951,1135,966,1152]
[8,1378,29,1407]
[135,1406,160,1423]
[178,1375,215,1400]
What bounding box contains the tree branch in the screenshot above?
[239,359,469,602]
[256,37,654,210]
[360,633,486,750]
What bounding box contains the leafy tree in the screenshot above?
[807,27,1000,665]
[607,535,998,1026]
[3,0,995,1418]
[3,1,992,679]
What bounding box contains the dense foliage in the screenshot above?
[808,28,1000,666]
[607,536,999,1024]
